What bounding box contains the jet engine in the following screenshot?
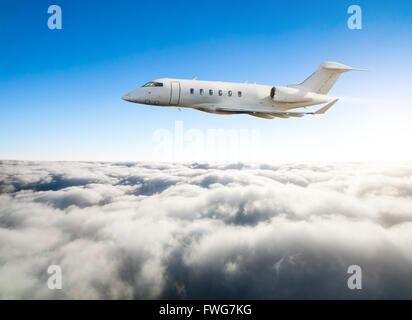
[270,86,311,103]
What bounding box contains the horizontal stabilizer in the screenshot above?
[350,68,370,72]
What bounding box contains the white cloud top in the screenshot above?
[1,161,412,299]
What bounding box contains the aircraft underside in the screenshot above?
[195,108,303,119]
[194,99,339,119]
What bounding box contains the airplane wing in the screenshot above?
[194,99,339,119]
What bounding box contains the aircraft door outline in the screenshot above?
[169,81,181,105]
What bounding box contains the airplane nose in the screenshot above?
[122,94,132,101]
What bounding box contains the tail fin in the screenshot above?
[288,62,368,94]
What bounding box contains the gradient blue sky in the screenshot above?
[1,0,411,161]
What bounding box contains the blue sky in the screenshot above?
[1,0,412,161]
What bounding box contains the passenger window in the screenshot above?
[228,90,232,97]
[218,90,223,96]
[209,89,213,95]
[200,89,204,95]
[190,88,194,94]
[238,91,242,97]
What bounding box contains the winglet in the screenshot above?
[314,99,339,114]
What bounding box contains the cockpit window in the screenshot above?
[142,81,163,87]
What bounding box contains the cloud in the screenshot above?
[1,160,412,299]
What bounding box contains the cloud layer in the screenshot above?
[1,160,412,299]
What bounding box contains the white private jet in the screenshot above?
[122,62,367,119]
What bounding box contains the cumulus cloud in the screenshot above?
[1,160,412,299]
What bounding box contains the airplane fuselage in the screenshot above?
[122,78,331,114]
[121,62,365,119]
